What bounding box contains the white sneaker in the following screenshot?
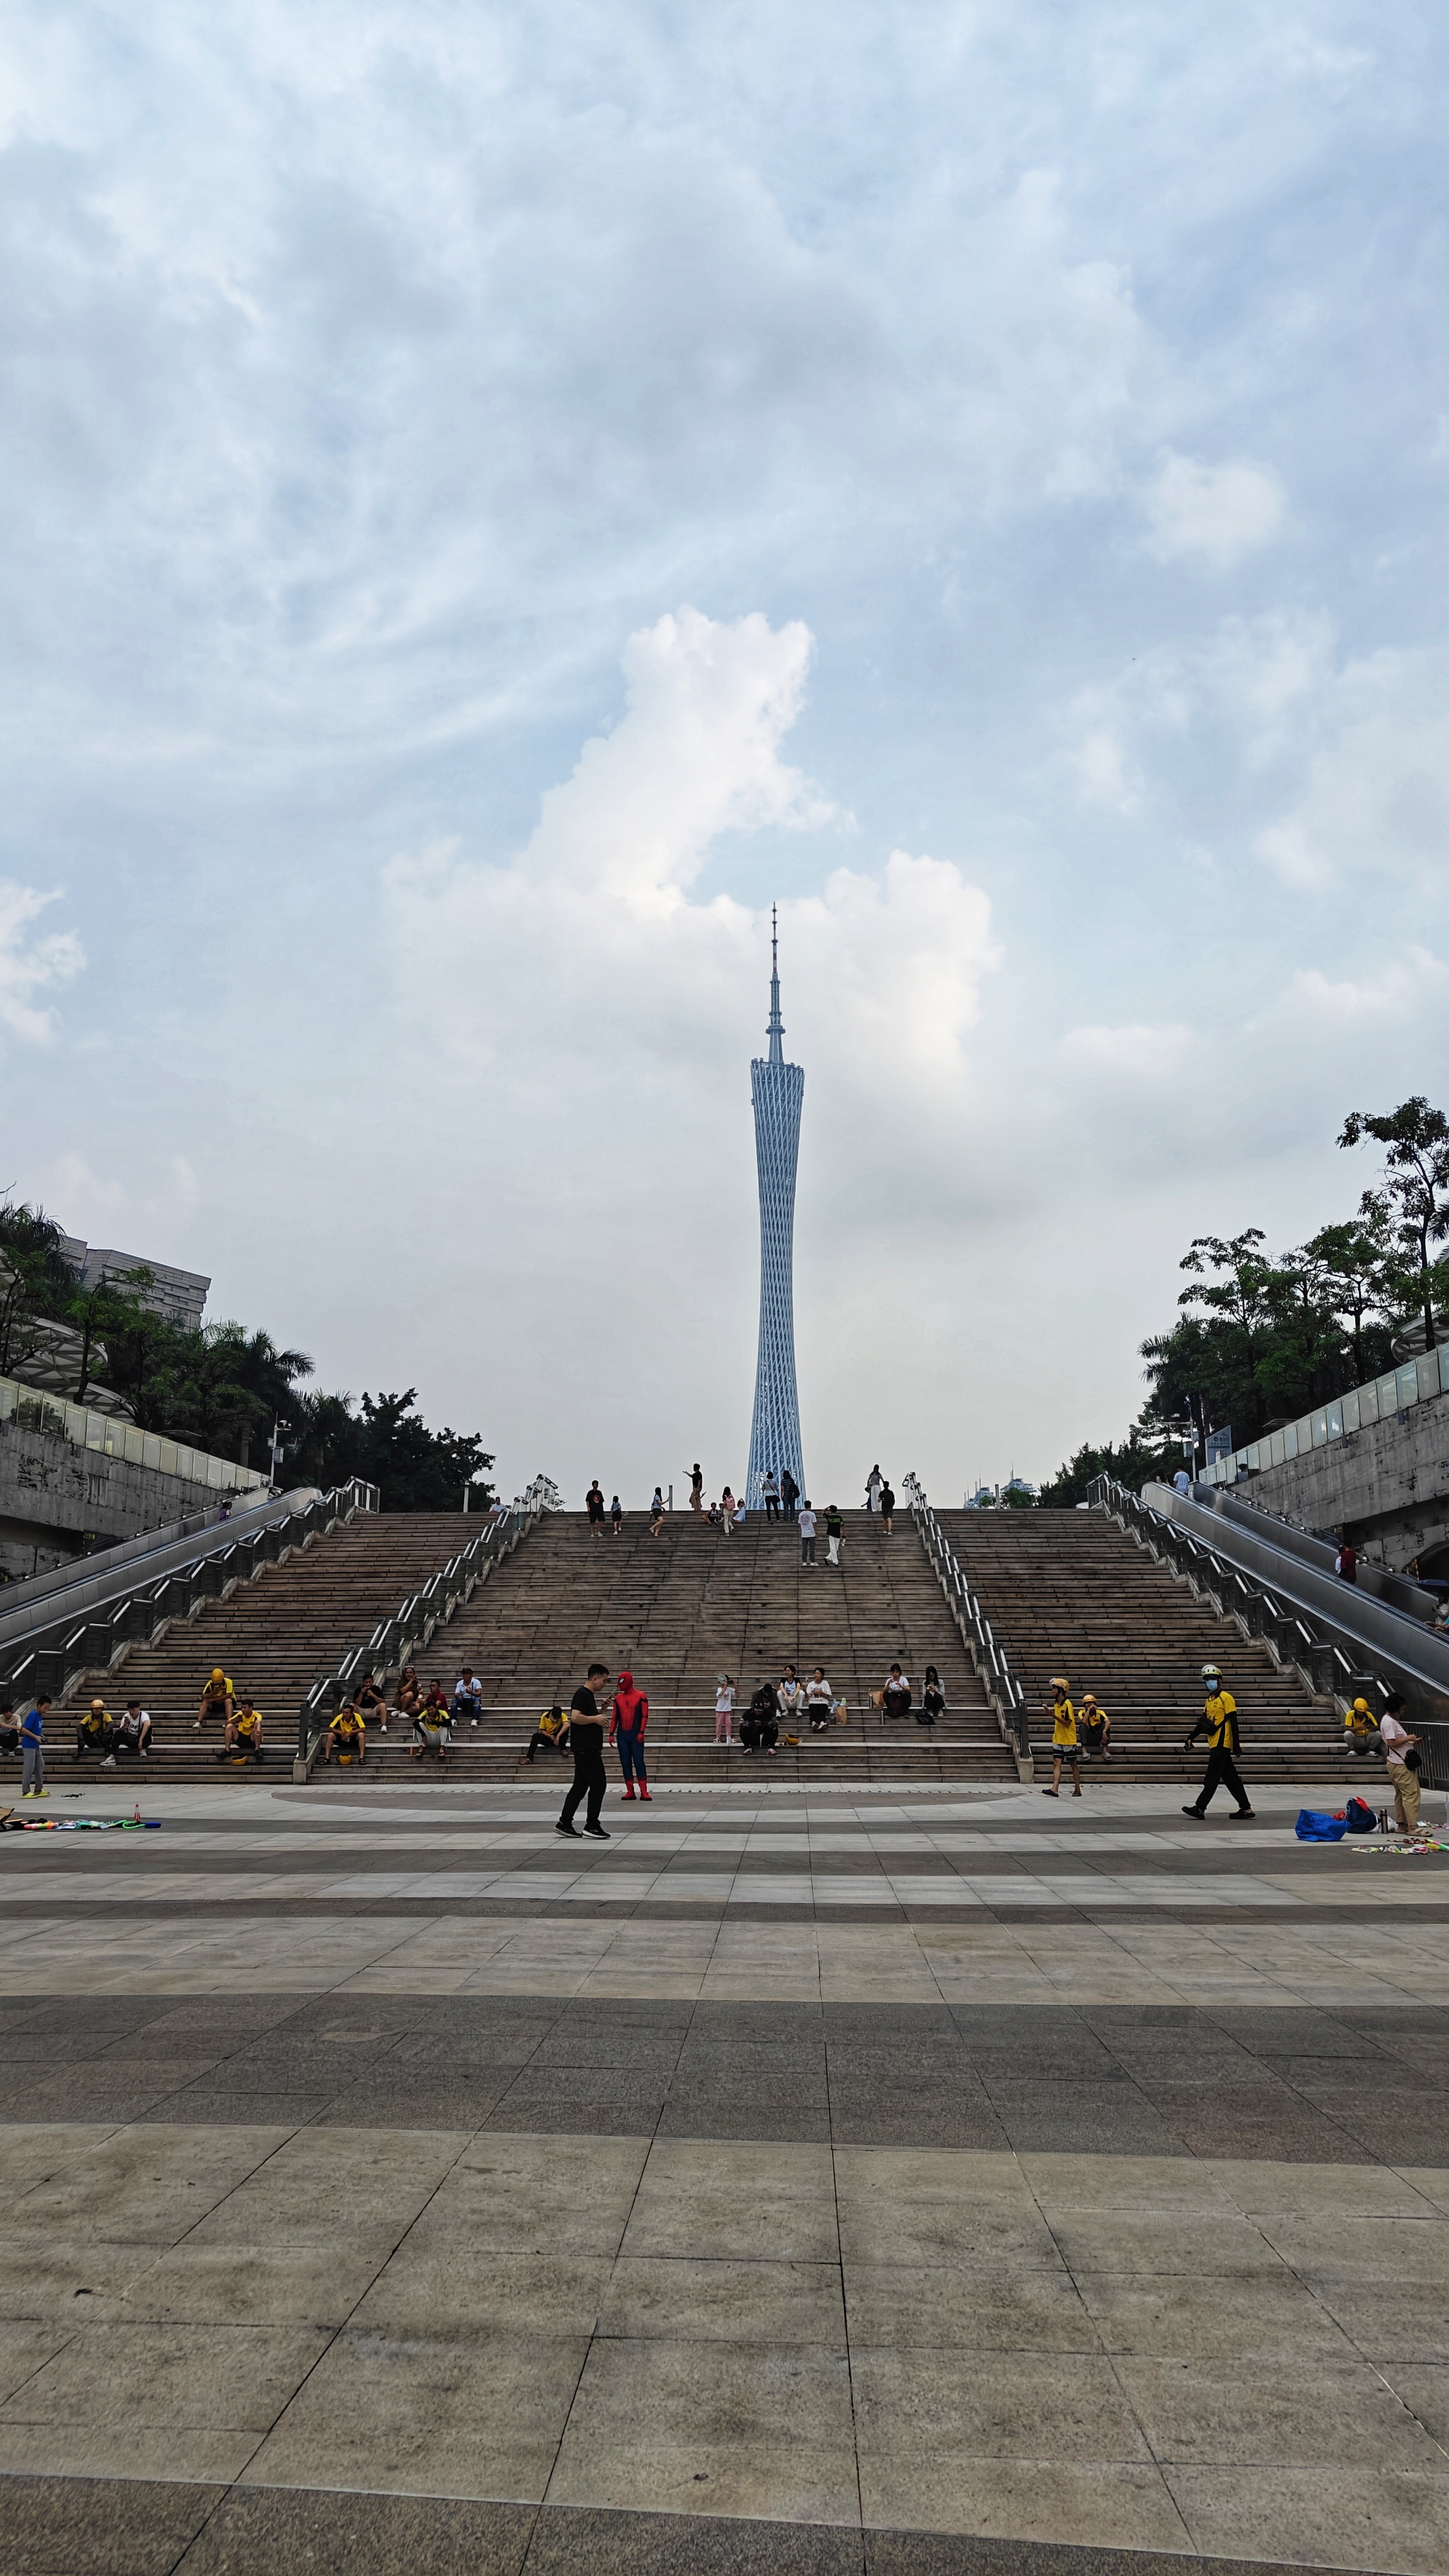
[100,1756,116,1769]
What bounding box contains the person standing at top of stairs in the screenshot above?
[762,1469,780,1522]
[866,1465,882,1514]
[689,1464,703,1513]
[586,1483,606,1538]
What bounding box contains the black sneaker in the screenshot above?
[1181,1806,1204,1819]
[1228,1809,1256,1821]
[555,1821,581,1838]
[582,1823,611,1839]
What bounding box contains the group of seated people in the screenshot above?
[317,1665,491,1764]
[71,1697,154,1764]
[194,1669,265,1760]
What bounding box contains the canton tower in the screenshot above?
[745,908,806,1509]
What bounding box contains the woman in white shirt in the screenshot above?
[805,1669,833,1733]
[778,1665,806,1729]
[714,1677,736,1745]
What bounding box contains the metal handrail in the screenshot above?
[903,1473,1031,1768]
[1090,1475,1375,1711]
[1,1478,378,1705]
[294,1478,560,1775]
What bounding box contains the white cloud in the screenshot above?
[1060,1021,1191,1072]
[1144,452,1285,567]
[1252,647,1449,891]
[382,605,1001,1257]
[1271,947,1449,1023]
[0,883,82,1044]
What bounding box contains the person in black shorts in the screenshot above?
[557,1664,611,1838]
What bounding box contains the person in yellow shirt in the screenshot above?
[525,1706,571,1763]
[1041,1678,1082,1799]
[1080,1692,1112,1762]
[195,1669,235,1733]
[324,1701,367,1765]
[75,1699,117,1765]
[223,1699,265,1763]
[1182,1664,1254,1819]
[1343,1697,1378,1757]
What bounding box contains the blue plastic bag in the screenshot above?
[1296,1809,1349,1841]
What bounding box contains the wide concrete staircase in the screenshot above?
[940,1507,1367,1787]
[31,1509,1016,1787]
[36,1516,469,1786]
[377,1511,1014,1784]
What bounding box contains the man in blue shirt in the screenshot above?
[21,1696,50,1799]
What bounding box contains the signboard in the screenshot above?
[1205,1426,1233,1463]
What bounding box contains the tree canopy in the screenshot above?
[1038,1099,1449,1505]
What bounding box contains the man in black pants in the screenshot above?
[557,1663,611,1839]
[1182,1663,1255,1820]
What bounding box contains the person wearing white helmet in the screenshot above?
[1182,1664,1254,1821]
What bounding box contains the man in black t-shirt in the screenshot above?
[557,1663,611,1838]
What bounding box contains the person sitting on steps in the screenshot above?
[452,1668,484,1729]
[324,1699,367,1765]
[194,1667,234,1734]
[111,1699,152,1758]
[1079,1692,1111,1762]
[525,1705,570,1763]
[223,1699,265,1762]
[740,1682,780,1755]
[919,1667,945,1733]
[1343,1696,1379,1756]
[805,1668,833,1732]
[880,1664,911,1721]
[355,1671,388,1736]
[411,1683,450,1762]
[1042,1679,1082,1799]
[75,1699,117,1765]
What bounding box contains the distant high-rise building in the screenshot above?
[60,1236,209,1333]
[745,910,805,1509]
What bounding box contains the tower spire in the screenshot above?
[767,902,784,1064]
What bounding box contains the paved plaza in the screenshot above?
[3,1775,1449,2575]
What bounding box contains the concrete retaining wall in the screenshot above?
[0,1416,231,1583]
[1246,1390,1449,1574]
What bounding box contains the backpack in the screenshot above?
[1343,1797,1377,1835]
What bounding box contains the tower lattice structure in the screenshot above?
[745,909,806,1510]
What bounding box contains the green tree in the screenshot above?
[1302,1212,1397,1387]
[58,1265,155,1406]
[1340,1098,1449,1350]
[0,1201,74,1378]
[289,1386,495,1511]
[1038,1430,1176,1507]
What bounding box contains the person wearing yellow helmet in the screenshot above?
[1343,1696,1379,1757]
[195,1668,235,1733]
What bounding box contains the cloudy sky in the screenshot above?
[4,0,1446,1506]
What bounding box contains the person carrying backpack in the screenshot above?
[1182,1665,1254,1820]
[609,1670,651,1801]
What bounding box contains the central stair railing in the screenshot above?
[294,1474,561,1777]
[903,1474,1031,1775]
